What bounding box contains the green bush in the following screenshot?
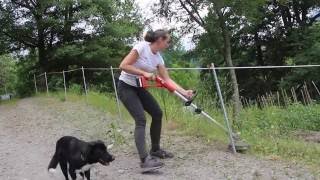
[69,84,83,95]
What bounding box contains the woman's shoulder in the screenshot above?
[133,41,150,54]
[134,41,150,48]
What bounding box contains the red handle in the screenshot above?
[139,76,177,92]
[155,76,177,92]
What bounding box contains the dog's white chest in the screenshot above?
[76,164,94,173]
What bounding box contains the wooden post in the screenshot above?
[33,74,38,94]
[81,66,88,102]
[277,91,280,106]
[291,88,297,103]
[312,81,320,97]
[304,83,312,104]
[63,70,67,100]
[45,72,49,95]
[261,95,266,107]
[270,92,275,106]
[281,88,287,107]
[301,89,306,105]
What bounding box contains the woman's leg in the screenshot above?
[137,88,163,152]
[118,82,148,160]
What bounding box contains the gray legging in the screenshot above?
[117,80,162,160]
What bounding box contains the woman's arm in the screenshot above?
[157,64,193,98]
[119,50,154,79]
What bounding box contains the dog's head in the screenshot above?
[89,140,115,166]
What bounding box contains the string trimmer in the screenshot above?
[137,76,250,153]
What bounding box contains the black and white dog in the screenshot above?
[48,136,115,180]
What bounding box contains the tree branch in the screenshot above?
[184,0,205,26]
[2,30,37,48]
[178,0,205,27]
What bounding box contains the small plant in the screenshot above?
[105,123,127,146]
[59,96,66,102]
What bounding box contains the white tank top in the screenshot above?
[119,41,164,87]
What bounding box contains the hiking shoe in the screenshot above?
[140,155,164,172]
[150,149,174,159]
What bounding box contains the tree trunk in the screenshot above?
[217,8,242,123]
[63,4,73,43]
[34,3,47,71]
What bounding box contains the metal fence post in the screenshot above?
[110,66,122,121]
[81,66,88,102]
[44,72,49,95]
[33,74,38,94]
[211,63,237,154]
[63,70,67,100]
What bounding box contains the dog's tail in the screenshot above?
[48,152,59,172]
[48,141,61,172]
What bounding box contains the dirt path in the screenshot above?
[0,97,318,180]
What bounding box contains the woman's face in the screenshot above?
[156,35,171,50]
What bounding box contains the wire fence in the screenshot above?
[33,64,320,153]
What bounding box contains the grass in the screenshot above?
[239,104,320,171]
[0,98,18,106]
[37,89,320,173]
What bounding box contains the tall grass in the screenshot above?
[239,105,320,168]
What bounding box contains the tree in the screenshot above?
[156,0,264,122]
[231,0,320,98]
[0,0,142,96]
[191,0,320,101]
[0,0,142,71]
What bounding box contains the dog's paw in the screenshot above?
[48,168,57,174]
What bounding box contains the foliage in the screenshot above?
[190,0,320,100]
[0,0,142,95]
[0,54,17,94]
[69,83,83,95]
[281,23,320,89]
[15,55,38,97]
[0,0,142,70]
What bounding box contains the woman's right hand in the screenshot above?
[142,72,155,80]
[181,89,195,99]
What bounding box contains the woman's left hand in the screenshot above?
[184,90,194,99]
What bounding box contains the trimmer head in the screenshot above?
[230,140,250,153]
[230,133,250,153]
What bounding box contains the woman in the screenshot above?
[118,29,193,171]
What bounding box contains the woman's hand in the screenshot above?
[157,64,194,98]
[183,89,194,99]
[142,72,155,80]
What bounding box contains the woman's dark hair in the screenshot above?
[144,29,169,43]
